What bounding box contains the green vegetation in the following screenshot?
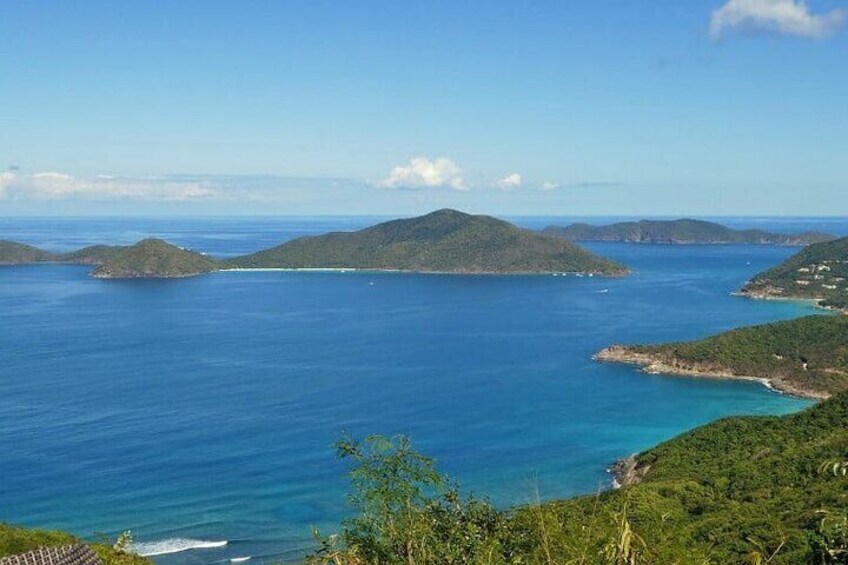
[0,240,58,264]
[742,237,848,312]
[0,524,150,565]
[60,245,126,266]
[91,238,220,279]
[228,209,628,275]
[542,219,833,246]
[310,394,848,563]
[598,315,848,398]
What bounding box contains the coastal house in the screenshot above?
[0,545,102,565]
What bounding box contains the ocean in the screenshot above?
[1,216,846,564]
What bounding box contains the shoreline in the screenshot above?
[735,289,848,315]
[219,267,627,277]
[594,345,828,400]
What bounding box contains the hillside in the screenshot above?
[0,240,59,264]
[228,209,628,275]
[542,219,834,246]
[309,394,848,564]
[61,245,126,265]
[595,315,848,399]
[741,236,848,312]
[90,239,220,279]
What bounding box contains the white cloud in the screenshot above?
[381,157,467,191]
[0,172,219,201]
[710,0,845,39]
[540,181,560,191]
[496,173,522,191]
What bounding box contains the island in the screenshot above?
[0,210,630,279]
[740,236,848,313]
[594,315,848,399]
[226,209,628,275]
[90,239,220,279]
[542,218,834,246]
[0,240,60,264]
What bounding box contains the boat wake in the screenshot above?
[130,539,228,557]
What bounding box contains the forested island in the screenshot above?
[741,236,848,313]
[542,218,834,246]
[0,210,628,279]
[227,209,627,275]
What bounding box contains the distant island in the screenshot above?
[542,218,834,246]
[740,236,848,313]
[90,239,219,279]
[0,238,216,279]
[595,315,848,399]
[0,240,61,264]
[0,210,629,278]
[226,209,627,275]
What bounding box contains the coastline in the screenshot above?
[594,345,828,400]
[219,267,628,277]
[735,289,848,315]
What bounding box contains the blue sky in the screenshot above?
[1,0,846,216]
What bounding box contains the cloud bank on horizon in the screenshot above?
[710,0,845,39]
[0,171,220,201]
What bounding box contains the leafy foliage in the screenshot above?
[542,220,833,246]
[314,394,848,564]
[228,209,627,275]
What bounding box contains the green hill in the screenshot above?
[309,393,848,564]
[60,245,126,265]
[595,315,848,399]
[228,209,628,275]
[0,240,59,264]
[543,219,834,246]
[91,239,220,279]
[741,237,848,312]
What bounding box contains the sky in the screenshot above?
[1,0,846,216]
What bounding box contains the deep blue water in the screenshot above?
[1,216,846,564]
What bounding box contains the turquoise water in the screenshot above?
[1,217,844,564]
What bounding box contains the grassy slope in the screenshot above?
[743,237,848,311]
[0,240,59,264]
[91,239,220,279]
[606,315,848,397]
[0,524,150,565]
[543,219,833,246]
[512,391,848,564]
[228,209,628,275]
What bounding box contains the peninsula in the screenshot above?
[542,218,834,246]
[595,315,848,399]
[740,236,848,313]
[226,209,628,275]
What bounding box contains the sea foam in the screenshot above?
[130,539,228,557]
